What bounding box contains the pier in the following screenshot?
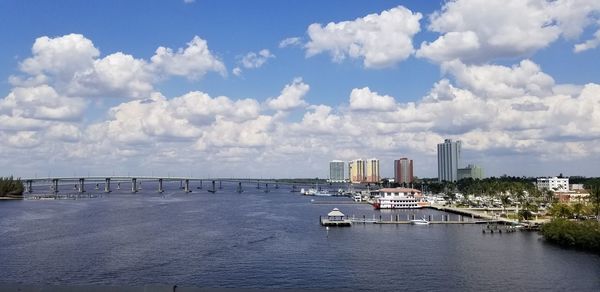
[345,213,503,225]
[427,205,521,225]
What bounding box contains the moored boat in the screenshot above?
[410,218,430,225]
[372,187,423,209]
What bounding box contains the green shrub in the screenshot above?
[0,176,24,197]
[541,218,600,253]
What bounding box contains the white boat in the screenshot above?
[410,218,430,225]
[314,190,332,197]
[303,188,331,196]
[372,187,424,209]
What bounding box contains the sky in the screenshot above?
[1,0,600,179]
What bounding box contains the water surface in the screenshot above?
[1,182,598,290]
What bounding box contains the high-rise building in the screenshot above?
[329,160,345,182]
[349,159,366,183]
[394,158,414,184]
[365,158,380,183]
[437,139,461,182]
[457,164,484,180]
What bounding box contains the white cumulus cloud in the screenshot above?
[417,0,600,63]
[349,87,396,111]
[151,36,226,79]
[305,6,422,68]
[266,78,309,111]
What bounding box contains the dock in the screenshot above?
[427,205,521,225]
[320,218,352,226]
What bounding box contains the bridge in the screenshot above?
[21,176,331,195]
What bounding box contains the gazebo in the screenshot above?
[321,208,352,226]
[327,208,346,221]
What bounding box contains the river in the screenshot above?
[1,181,598,290]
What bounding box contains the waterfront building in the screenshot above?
[394,158,414,185]
[365,158,380,183]
[457,164,484,180]
[349,159,366,183]
[328,160,345,182]
[537,177,569,191]
[437,139,461,182]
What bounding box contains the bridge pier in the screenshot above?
[184,179,190,193]
[78,178,85,193]
[219,180,222,189]
[52,179,59,194]
[265,183,270,193]
[237,182,243,193]
[104,178,111,193]
[158,178,164,193]
[131,178,137,193]
[209,180,216,193]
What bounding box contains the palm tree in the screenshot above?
[500,195,511,214]
[543,188,555,204]
[589,185,600,221]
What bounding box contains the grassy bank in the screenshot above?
[541,218,600,254]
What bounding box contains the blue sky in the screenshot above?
[0,1,442,104]
[1,0,600,179]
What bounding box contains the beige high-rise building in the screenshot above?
[348,159,366,183]
[365,158,380,183]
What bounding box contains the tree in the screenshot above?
[0,176,24,197]
[588,185,600,221]
[550,203,573,219]
[572,202,585,219]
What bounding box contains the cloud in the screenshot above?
[232,67,242,76]
[442,59,555,99]
[417,0,600,63]
[19,34,99,81]
[232,49,275,76]
[3,31,600,178]
[349,87,397,111]
[305,6,422,68]
[11,34,225,99]
[150,36,226,79]
[240,49,274,69]
[279,37,302,48]
[0,85,86,122]
[71,52,154,98]
[266,78,309,111]
[574,29,600,52]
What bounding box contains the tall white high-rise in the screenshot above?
[329,160,345,182]
[437,139,461,182]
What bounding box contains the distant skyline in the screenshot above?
[1,0,600,178]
